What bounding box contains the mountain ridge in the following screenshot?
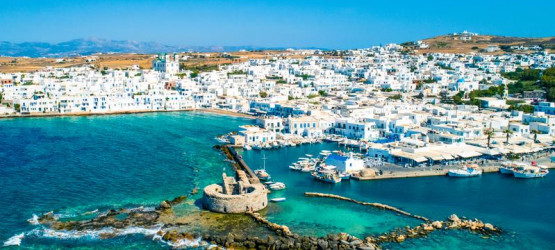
[0,38,311,57]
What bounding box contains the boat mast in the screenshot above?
[262,153,267,170]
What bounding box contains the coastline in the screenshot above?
[0,108,255,120]
[353,165,501,180]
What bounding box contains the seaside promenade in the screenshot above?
[354,156,554,181]
[0,108,255,120]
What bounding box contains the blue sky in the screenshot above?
[0,0,553,49]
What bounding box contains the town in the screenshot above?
[1,33,554,180]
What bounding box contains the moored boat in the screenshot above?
[513,166,549,178]
[312,171,341,184]
[270,197,286,202]
[255,169,271,181]
[448,164,482,177]
[268,182,286,191]
[337,172,351,180]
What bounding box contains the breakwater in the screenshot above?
[305,192,429,222]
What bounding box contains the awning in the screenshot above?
[414,157,428,163]
[442,154,455,160]
[457,151,482,158]
[426,155,444,161]
[392,151,428,163]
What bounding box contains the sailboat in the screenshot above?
[254,154,271,181]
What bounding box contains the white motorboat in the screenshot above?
[312,170,341,184]
[513,166,549,178]
[268,182,286,191]
[448,164,482,177]
[270,197,286,202]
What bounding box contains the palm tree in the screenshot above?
[484,128,494,149]
[503,129,513,144]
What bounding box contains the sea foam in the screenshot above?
[3,233,24,246]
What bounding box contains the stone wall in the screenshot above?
[203,183,268,213]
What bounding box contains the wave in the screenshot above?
[28,214,40,225]
[24,226,214,248]
[27,224,163,240]
[3,233,24,246]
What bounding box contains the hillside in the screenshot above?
[410,35,555,54]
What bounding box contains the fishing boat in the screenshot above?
[268,182,286,191]
[270,197,286,202]
[337,172,351,180]
[243,145,252,150]
[312,170,341,184]
[499,162,524,174]
[255,154,271,181]
[448,164,482,177]
[513,166,549,178]
[289,163,302,171]
[252,144,262,150]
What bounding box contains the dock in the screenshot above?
[353,165,501,181]
[225,145,260,184]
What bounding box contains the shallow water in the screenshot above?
[241,144,555,249]
[0,112,553,249]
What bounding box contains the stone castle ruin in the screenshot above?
[203,170,268,213]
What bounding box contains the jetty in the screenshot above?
[226,145,260,184]
[202,145,267,213]
[354,165,502,180]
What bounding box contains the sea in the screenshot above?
[0,112,553,249]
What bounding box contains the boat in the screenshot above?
[513,166,549,178]
[243,145,252,150]
[499,162,524,174]
[264,181,274,185]
[289,163,302,171]
[255,154,271,181]
[252,144,262,150]
[337,172,351,180]
[255,169,271,181]
[268,182,286,191]
[448,164,482,177]
[312,171,341,184]
[270,197,286,202]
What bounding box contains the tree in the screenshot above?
[0,92,3,103]
[318,90,327,97]
[484,128,494,149]
[503,129,513,144]
[259,91,268,98]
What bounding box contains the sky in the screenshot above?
[0,0,554,49]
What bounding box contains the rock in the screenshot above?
[448,214,461,223]
[317,239,329,249]
[350,239,363,246]
[158,201,171,210]
[358,243,378,250]
[422,224,434,231]
[484,223,495,231]
[395,235,406,243]
[431,221,443,229]
[339,232,349,241]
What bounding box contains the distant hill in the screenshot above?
[407,34,555,54]
[0,38,295,57]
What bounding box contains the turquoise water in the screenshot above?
[0,112,554,249]
[241,145,555,250]
[0,112,250,248]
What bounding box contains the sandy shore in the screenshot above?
[197,109,255,119]
[0,108,255,120]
